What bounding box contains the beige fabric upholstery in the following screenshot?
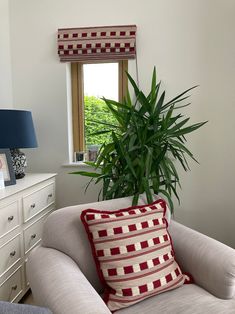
[116,284,235,314]
[169,221,235,299]
[27,196,235,314]
[27,247,111,314]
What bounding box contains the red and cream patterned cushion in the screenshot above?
[81,199,189,312]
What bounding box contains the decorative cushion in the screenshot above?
[81,199,190,312]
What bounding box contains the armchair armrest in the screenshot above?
[27,247,111,314]
[169,220,235,299]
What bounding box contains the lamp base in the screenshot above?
[15,172,25,179]
[10,149,27,179]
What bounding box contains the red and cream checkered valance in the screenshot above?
[57,25,137,62]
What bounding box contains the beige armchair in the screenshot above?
[27,195,235,314]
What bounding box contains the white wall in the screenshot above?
[8,0,235,247]
[0,0,13,107]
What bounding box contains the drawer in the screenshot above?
[23,183,55,222]
[0,267,22,302]
[0,201,20,239]
[23,214,48,254]
[0,234,21,277]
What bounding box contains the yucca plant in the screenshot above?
[71,67,207,212]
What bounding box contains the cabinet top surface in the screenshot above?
[0,173,57,200]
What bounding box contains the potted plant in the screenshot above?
[72,67,207,212]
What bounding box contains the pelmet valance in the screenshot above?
[57,25,136,62]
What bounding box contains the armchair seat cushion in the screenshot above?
[115,284,235,314]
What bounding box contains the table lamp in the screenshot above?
[0,109,38,179]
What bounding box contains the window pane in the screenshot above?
[83,63,118,160]
[83,63,118,100]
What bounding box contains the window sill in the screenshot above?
[62,162,91,167]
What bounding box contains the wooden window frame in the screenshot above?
[71,60,128,155]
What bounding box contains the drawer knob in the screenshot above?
[11,284,17,290]
[8,216,14,221]
[31,233,37,239]
[10,250,16,257]
[30,203,36,209]
[48,193,53,198]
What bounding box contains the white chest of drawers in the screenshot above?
[0,173,56,303]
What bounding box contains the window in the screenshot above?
[71,60,128,161]
[57,25,136,162]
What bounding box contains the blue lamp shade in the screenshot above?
[0,110,38,149]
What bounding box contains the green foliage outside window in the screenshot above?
[84,95,116,146]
